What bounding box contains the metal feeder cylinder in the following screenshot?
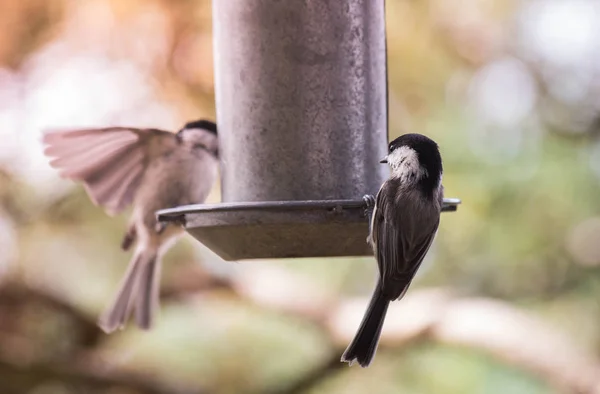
[157,0,460,261]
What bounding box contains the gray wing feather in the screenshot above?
[43,127,176,216]
[372,181,439,300]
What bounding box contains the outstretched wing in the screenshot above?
[43,126,178,216]
[372,181,440,300]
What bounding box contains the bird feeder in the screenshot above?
[157,0,460,261]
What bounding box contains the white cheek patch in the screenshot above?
[388,146,427,182]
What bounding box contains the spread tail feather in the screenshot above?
[341,284,389,367]
[98,249,159,333]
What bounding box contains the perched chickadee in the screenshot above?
[42,119,219,333]
[341,133,444,367]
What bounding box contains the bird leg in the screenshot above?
[363,194,376,244]
[121,225,136,251]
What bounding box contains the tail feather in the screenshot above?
[98,249,159,333]
[341,284,389,367]
[134,255,160,330]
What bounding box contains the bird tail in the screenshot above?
[98,248,160,333]
[341,284,389,367]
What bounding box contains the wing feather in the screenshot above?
[100,162,145,215]
[82,146,145,213]
[373,181,439,300]
[43,127,176,215]
[46,133,138,177]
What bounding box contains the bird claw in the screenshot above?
[155,215,186,234]
[362,194,376,242]
[173,215,187,227]
[362,194,375,216]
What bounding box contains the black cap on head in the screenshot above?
[183,119,217,135]
[388,133,438,155]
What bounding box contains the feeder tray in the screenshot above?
[157,197,461,261]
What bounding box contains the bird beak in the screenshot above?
[380,156,388,164]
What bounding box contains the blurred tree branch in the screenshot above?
[0,278,219,394]
[0,281,101,348]
[0,355,206,394]
[233,266,600,394]
[2,265,599,394]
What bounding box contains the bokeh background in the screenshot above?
[1,0,600,393]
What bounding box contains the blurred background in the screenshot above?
[1,0,600,393]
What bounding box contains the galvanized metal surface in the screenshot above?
[168,0,461,261]
[213,0,389,202]
[157,198,461,261]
